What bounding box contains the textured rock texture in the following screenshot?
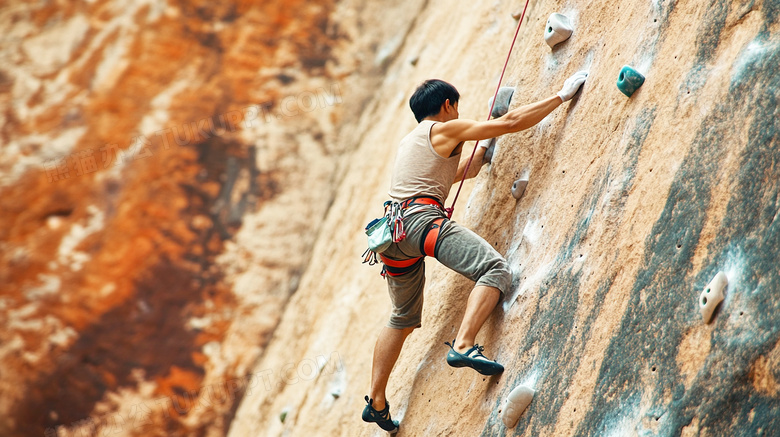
[0,0,357,435]
[228,1,780,436]
[0,0,778,436]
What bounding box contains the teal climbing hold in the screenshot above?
[616,65,645,97]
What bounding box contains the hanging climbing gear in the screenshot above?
[377,215,448,278]
[363,215,392,265]
[363,197,448,277]
[363,201,395,265]
[362,199,417,265]
[389,201,406,242]
[445,0,531,219]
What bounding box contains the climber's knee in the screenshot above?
[476,256,511,296]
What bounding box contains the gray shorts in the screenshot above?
[381,207,511,329]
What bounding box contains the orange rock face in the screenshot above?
[0,0,342,435]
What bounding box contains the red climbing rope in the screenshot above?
[444,0,532,219]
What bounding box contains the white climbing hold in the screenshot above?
[700,271,727,323]
[502,385,535,428]
[511,178,528,199]
[544,13,573,48]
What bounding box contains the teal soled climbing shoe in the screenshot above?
[445,341,504,376]
[362,396,399,434]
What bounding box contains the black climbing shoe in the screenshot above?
[445,340,504,376]
[362,395,399,433]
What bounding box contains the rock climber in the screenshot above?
[362,72,588,433]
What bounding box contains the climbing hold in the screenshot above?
[502,385,535,428]
[279,408,288,423]
[408,54,419,66]
[483,87,514,164]
[511,178,528,199]
[616,65,645,97]
[700,271,727,323]
[544,13,573,48]
[331,389,341,399]
[488,87,516,119]
[482,137,497,164]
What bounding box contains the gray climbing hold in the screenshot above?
[483,137,497,164]
[502,385,535,428]
[511,178,528,199]
[545,13,573,48]
[331,389,341,399]
[700,271,727,323]
[488,87,516,119]
[484,87,514,164]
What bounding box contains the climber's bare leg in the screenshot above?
[453,285,500,352]
[368,325,417,410]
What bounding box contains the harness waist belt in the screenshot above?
[401,196,443,210]
[379,216,448,277]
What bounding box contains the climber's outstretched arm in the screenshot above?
[436,95,563,145]
[433,71,587,149]
[447,94,563,183]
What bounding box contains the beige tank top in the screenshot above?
[388,120,460,204]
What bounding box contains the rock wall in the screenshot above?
[0,0,376,435]
[227,0,780,436]
[0,0,778,436]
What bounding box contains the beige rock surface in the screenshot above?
[228,0,780,436]
[1,0,778,436]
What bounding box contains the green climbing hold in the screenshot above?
[616,65,645,97]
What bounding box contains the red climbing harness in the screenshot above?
[379,255,423,277]
[401,196,442,210]
[421,217,446,258]
[378,197,448,277]
[445,0,531,219]
[380,217,448,277]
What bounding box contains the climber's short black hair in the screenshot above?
[409,79,460,123]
